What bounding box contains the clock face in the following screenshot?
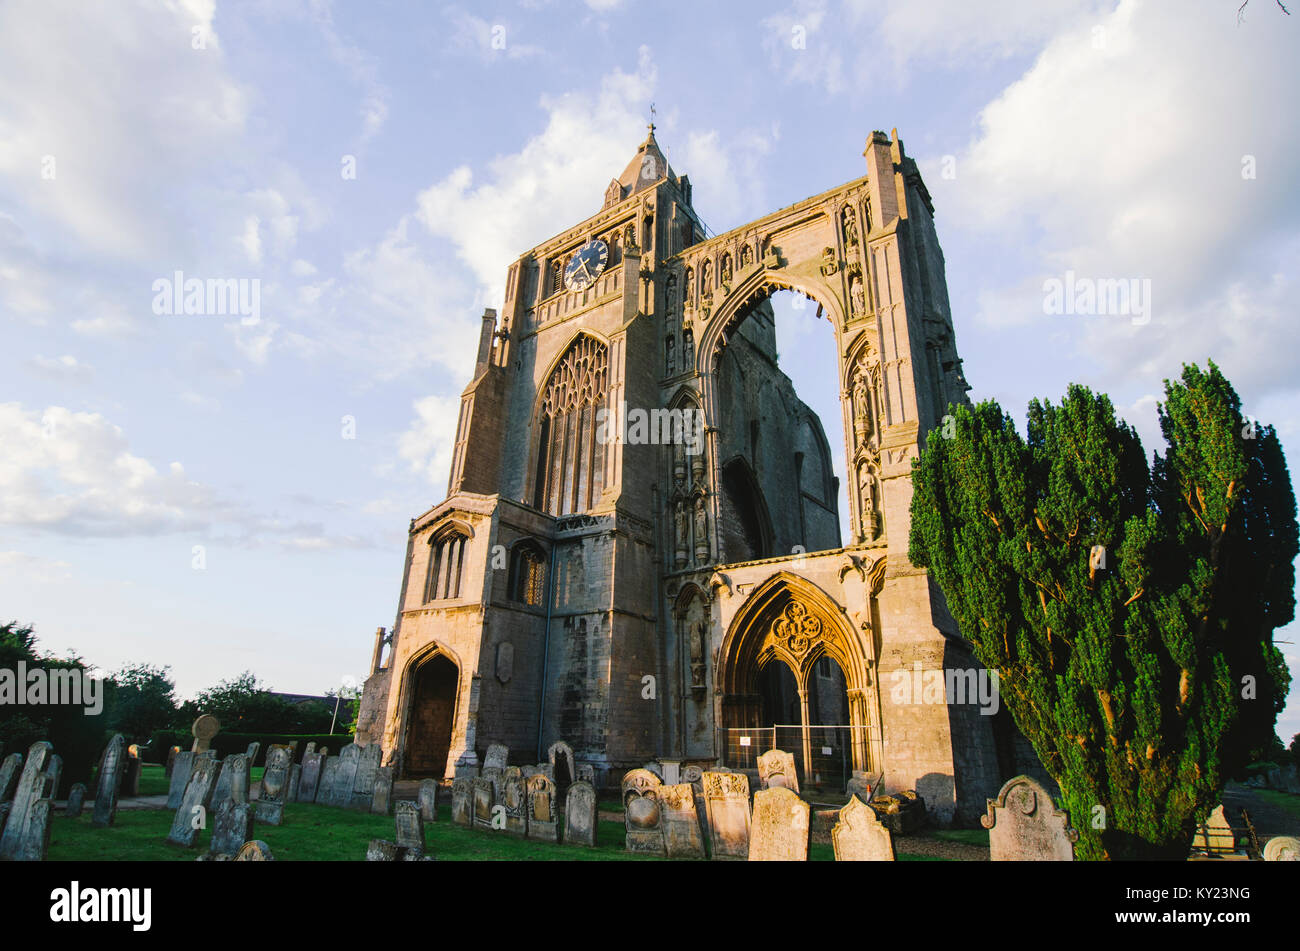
[564,239,609,291]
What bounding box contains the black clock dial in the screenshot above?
[564,239,609,291]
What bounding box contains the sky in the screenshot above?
[1,0,1297,742]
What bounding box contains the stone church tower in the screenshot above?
[355,128,1028,824]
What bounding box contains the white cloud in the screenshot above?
[25,354,93,382]
[398,395,461,489]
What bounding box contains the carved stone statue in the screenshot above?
[690,619,707,688]
[665,336,676,375]
[693,496,709,562]
[853,372,872,443]
[720,255,732,284]
[850,270,865,317]
[842,206,858,246]
[674,501,689,568]
[682,329,695,371]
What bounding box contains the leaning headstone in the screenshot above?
[191,714,220,753]
[91,735,126,828]
[165,746,180,779]
[42,755,63,800]
[660,783,705,859]
[526,774,559,842]
[287,763,302,804]
[622,768,666,855]
[395,800,426,854]
[351,744,382,810]
[1190,804,1236,855]
[209,799,253,857]
[327,744,361,808]
[501,771,527,836]
[484,743,509,770]
[471,777,495,830]
[298,751,326,803]
[371,766,394,815]
[0,752,21,803]
[451,778,472,827]
[212,753,250,806]
[749,786,810,861]
[1263,836,1300,861]
[757,749,800,793]
[564,780,598,847]
[981,775,1078,861]
[166,754,219,847]
[167,751,195,810]
[702,770,751,860]
[256,745,292,826]
[0,741,54,861]
[65,783,87,818]
[831,795,894,861]
[684,766,710,845]
[234,840,274,861]
[418,779,439,822]
[244,741,261,766]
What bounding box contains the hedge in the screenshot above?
[144,731,351,766]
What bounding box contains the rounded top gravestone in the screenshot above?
[192,715,221,752]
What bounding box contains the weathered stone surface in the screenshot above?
[1190,804,1236,855]
[210,799,253,857]
[845,771,881,805]
[351,744,381,810]
[471,777,494,830]
[166,754,219,848]
[641,762,664,781]
[547,740,576,792]
[212,753,250,807]
[870,790,927,835]
[481,766,505,803]
[244,741,261,766]
[484,743,509,770]
[165,745,179,778]
[526,774,559,842]
[564,780,597,847]
[451,778,472,827]
[622,768,665,855]
[298,752,326,803]
[327,743,361,808]
[577,764,595,785]
[287,763,301,804]
[368,838,402,861]
[831,795,894,861]
[395,800,425,853]
[91,735,126,828]
[418,779,439,822]
[757,749,800,793]
[42,754,62,800]
[0,752,21,803]
[166,751,194,810]
[234,840,274,861]
[304,742,317,754]
[1263,836,1300,861]
[660,783,705,859]
[65,782,87,818]
[191,714,220,752]
[501,770,527,836]
[255,745,292,826]
[981,775,1078,861]
[317,756,340,805]
[702,770,751,860]
[120,750,140,798]
[371,765,394,815]
[749,786,810,861]
[0,741,52,861]
[684,767,710,845]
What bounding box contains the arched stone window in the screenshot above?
[425,529,468,602]
[510,541,547,606]
[532,335,610,515]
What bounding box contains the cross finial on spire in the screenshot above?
[648,102,656,135]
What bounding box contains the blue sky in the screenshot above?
[1,0,1298,742]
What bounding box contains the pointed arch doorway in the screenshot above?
[405,652,459,778]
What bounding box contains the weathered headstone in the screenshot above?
[1263,836,1300,861]
[484,743,509,770]
[547,740,576,796]
[351,744,381,810]
[702,770,751,860]
[120,751,140,798]
[641,761,664,781]
[395,800,426,853]
[845,771,881,805]
[319,746,329,756]
[166,751,195,810]
[871,790,927,834]
[0,752,21,803]
[234,840,274,861]
[287,763,301,804]
[191,714,220,753]
[577,763,595,785]
[42,754,63,800]
[451,778,472,827]
[244,741,261,766]
[564,780,598,847]
[298,751,326,803]
[981,775,1078,861]
[317,756,340,804]
[366,838,430,861]
[749,786,810,861]
[209,798,253,857]
[371,766,394,815]
[526,774,559,842]
[166,754,219,848]
[831,795,894,861]
[65,782,87,818]
[256,745,292,826]
[0,741,53,861]
[212,753,250,806]
[684,765,710,844]
[471,777,495,830]
[757,748,800,793]
[418,779,439,822]
[327,743,361,808]
[1190,804,1236,855]
[660,782,705,858]
[501,770,527,836]
[481,766,505,803]
[165,745,180,778]
[305,742,317,755]
[91,734,126,828]
[622,768,666,855]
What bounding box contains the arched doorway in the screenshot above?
[405,653,458,778]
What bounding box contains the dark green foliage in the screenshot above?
[176,671,337,734]
[103,663,178,743]
[909,362,1297,859]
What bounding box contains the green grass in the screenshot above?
[930,828,990,848]
[1246,787,1300,821]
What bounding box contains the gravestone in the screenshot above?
[484,743,509,770]
[749,786,810,861]
[166,754,219,848]
[327,744,362,808]
[1190,804,1236,855]
[757,749,800,793]
[305,742,317,755]
[371,766,394,815]
[256,745,292,826]
[234,840,274,861]
[481,766,505,803]
[621,768,666,856]
[165,746,180,778]
[418,779,439,822]
[42,754,63,800]
[319,746,329,756]
[191,714,220,753]
[286,764,301,803]
[1263,836,1299,861]
[501,770,527,836]
[641,762,664,781]
[577,764,595,785]
[683,766,710,845]
[65,782,87,818]
[395,800,426,853]
[660,783,705,859]
[871,790,927,835]
[0,752,21,803]
[564,780,598,847]
[981,775,1078,861]
[0,741,54,861]
[660,760,682,785]
[210,799,253,857]
[91,734,126,828]
[471,777,495,830]
[831,795,894,861]
[845,771,881,805]
[526,774,559,842]
[298,751,326,803]
[317,756,340,804]
[213,753,250,806]
[351,744,382,810]
[244,741,261,766]
[702,770,751,860]
[451,778,472,827]
[547,740,576,797]
[167,751,195,810]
